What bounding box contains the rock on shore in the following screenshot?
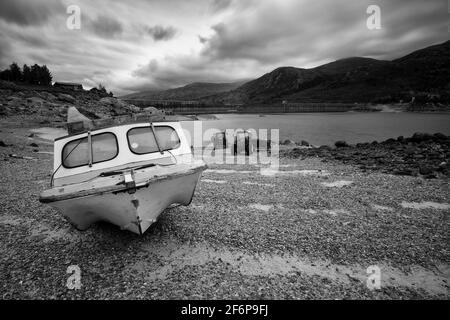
[0,80,147,121]
[283,133,450,179]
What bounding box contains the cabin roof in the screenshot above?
[55,118,178,142]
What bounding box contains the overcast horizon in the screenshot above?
[0,0,448,95]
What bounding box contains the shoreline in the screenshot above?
[282,132,450,180]
[1,116,449,180]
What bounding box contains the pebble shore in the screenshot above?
[0,119,449,299]
[283,132,450,179]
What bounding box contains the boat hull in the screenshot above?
[44,168,203,235]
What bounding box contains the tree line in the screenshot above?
[0,62,52,86]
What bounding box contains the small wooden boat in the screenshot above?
[39,108,207,235]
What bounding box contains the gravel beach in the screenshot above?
[0,118,449,299]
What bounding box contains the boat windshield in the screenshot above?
[62,132,118,168]
[127,126,180,154]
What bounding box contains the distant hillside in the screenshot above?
[121,80,247,101]
[121,41,450,105]
[204,40,450,105]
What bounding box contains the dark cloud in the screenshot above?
[15,32,48,48]
[88,15,123,38]
[131,54,243,90]
[0,36,12,67]
[0,0,64,26]
[145,25,177,41]
[201,0,448,65]
[0,0,447,95]
[128,0,449,93]
[0,26,50,68]
[209,0,233,12]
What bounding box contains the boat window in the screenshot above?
[62,132,118,168]
[127,126,180,154]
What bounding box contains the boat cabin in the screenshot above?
[52,122,192,187]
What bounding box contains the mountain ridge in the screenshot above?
[121,80,247,101]
[208,40,450,104]
[124,40,450,104]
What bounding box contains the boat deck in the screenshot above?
[40,162,207,203]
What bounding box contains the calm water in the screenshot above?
[181,112,450,146]
[34,112,450,147]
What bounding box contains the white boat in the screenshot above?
[39,112,206,235]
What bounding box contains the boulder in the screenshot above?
[393,168,414,176]
[437,162,449,173]
[143,106,159,114]
[334,140,348,148]
[410,132,433,143]
[404,147,415,155]
[281,139,296,146]
[27,96,45,106]
[299,140,310,146]
[58,93,75,103]
[45,102,64,109]
[383,138,396,144]
[116,99,129,109]
[7,96,25,109]
[419,166,433,175]
[432,133,447,141]
[99,97,134,113]
[99,97,116,105]
[99,97,125,107]
[127,104,141,112]
[0,80,18,89]
[0,105,12,115]
[39,91,57,101]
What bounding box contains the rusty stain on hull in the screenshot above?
[131,198,139,209]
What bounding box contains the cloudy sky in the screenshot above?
[0,0,448,95]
